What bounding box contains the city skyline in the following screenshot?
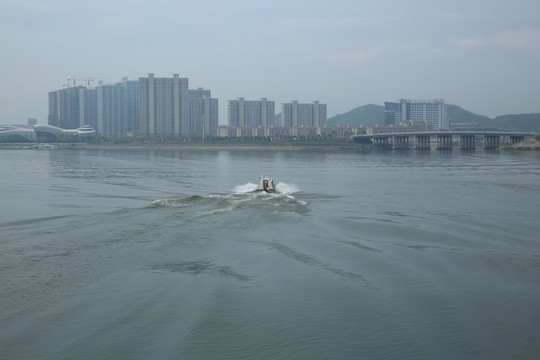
[51,76,330,130]
[47,75,329,138]
[1,0,540,125]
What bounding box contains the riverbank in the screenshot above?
[74,143,367,151]
[3,138,540,151]
[0,142,365,151]
[500,138,540,151]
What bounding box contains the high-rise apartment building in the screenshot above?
[79,88,98,130]
[189,88,218,137]
[48,86,85,129]
[228,98,275,128]
[384,99,448,130]
[122,79,140,135]
[97,79,140,137]
[281,101,327,128]
[97,83,124,137]
[139,73,189,137]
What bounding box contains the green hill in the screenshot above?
[327,104,384,127]
[447,105,540,131]
[491,113,540,132]
[446,105,491,125]
[327,104,540,132]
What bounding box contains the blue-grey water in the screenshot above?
[1,147,539,359]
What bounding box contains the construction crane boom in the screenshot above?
[65,76,104,88]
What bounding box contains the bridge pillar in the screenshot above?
[436,134,453,150]
[484,135,500,149]
[509,136,525,144]
[459,134,476,150]
[373,136,390,148]
[414,135,431,150]
[393,135,410,149]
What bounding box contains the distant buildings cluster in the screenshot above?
[3,97,450,142]
[47,74,450,139]
[50,74,218,138]
[47,73,328,138]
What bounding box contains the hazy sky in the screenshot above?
[1,0,539,125]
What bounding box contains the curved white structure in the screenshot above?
[1,124,96,142]
[33,124,96,139]
[0,126,37,141]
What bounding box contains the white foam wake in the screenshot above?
[233,182,258,194]
[275,183,300,194]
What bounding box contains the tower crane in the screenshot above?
[65,76,104,88]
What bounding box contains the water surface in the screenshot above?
[1,148,539,359]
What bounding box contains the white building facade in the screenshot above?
[384,99,448,130]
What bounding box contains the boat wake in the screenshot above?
[233,182,258,194]
[151,182,307,217]
[275,182,300,195]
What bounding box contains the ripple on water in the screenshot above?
[149,261,251,281]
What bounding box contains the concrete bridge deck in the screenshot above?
[353,131,537,150]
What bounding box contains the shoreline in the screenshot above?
[499,138,540,151]
[68,143,364,151]
[2,139,539,151]
[0,142,365,151]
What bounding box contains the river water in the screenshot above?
[1,147,539,359]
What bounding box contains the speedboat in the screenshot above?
[257,175,275,193]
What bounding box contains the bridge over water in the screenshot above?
[353,131,537,150]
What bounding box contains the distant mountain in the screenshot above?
[446,105,491,125]
[327,104,540,132]
[447,105,540,131]
[491,113,540,132]
[327,104,384,127]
